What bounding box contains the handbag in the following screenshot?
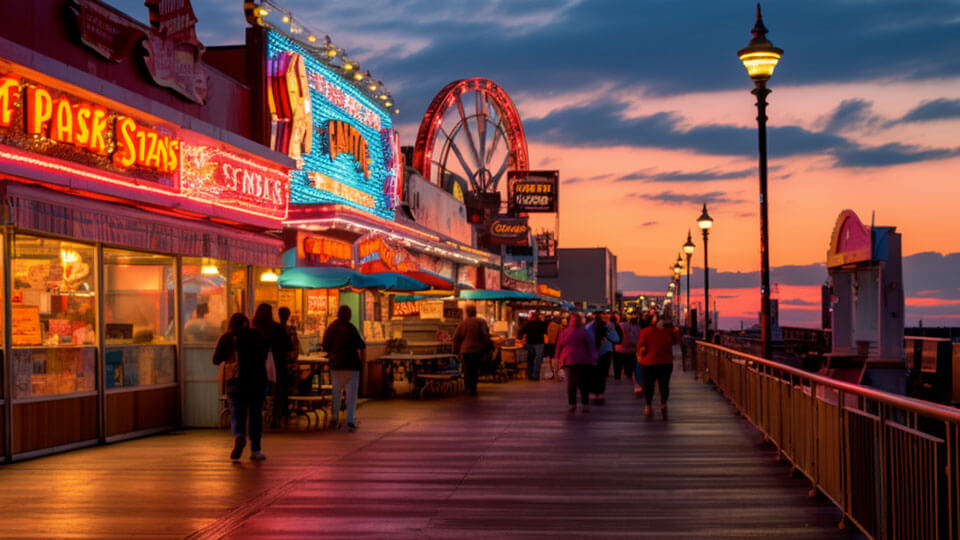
[265,350,277,383]
[218,335,240,395]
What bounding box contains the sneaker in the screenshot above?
[643,405,653,418]
[250,450,266,461]
[347,423,357,432]
[230,435,246,461]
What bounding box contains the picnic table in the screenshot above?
[380,353,462,398]
[288,353,331,429]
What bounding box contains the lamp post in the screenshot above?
[673,258,682,324]
[683,231,695,333]
[697,204,713,339]
[738,3,782,361]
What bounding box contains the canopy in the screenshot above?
[278,266,367,289]
[362,272,429,292]
[459,289,539,301]
[401,270,454,290]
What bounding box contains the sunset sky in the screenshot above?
[112,0,960,328]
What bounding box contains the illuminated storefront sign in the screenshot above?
[299,233,354,268]
[180,144,289,219]
[1,73,180,186]
[392,300,419,317]
[266,31,399,220]
[0,66,290,223]
[356,233,418,273]
[508,170,559,213]
[485,216,530,246]
[538,284,561,298]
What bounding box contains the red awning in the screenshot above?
[401,271,454,290]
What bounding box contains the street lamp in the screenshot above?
[683,231,695,332]
[697,204,713,339]
[738,3,782,361]
[673,258,683,324]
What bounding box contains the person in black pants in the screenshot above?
[453,305,491,396]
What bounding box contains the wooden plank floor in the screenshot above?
[0,366,859,539]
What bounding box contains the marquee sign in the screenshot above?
[266,31,399,220]
[0,65,290,223]
[0,73,180,187]
[299,234,354,268]
[356,233,418,274]
[508,170,558,213]
[485,216,530,246]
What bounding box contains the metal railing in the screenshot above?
[695,341,960,540]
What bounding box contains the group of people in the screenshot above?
[213,303,366,462]
[553,309,679,418]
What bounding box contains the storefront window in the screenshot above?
[11,235,97,398]
[103,249,176,389]
[181,257,228,345]
[254,266,280,312]
[229,263,248,317]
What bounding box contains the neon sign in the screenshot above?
[268,51,312,160]
[356,233,418,273]
[1,73,181,185]
[300,234,354,268]
[266,31,398,219]
[180,144,288,219]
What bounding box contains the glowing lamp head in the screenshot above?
[259,270,279,283]
[737,4,783,84]
[253,6,269,17]
[307,35,317,43]
[683,230,696,255]
[379,94,388,101]
[327,48,338,58]
[667,290,674,298]
[384,101,393,107]
[343,62,354,71]
[354,71,366,81]
[368,83,378,91]
[201,264,220,276]
[394,108,400,114]
[673,263,682,275]
[669,282,676,289]
[697,204,713,231]
[281,15,290,23]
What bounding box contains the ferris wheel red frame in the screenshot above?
[412,78,529,193]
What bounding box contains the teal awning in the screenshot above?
[278,266,367,289]
[362,272,429,292]
[459,289,539,301]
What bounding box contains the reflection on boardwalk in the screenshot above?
[0,367,852,539]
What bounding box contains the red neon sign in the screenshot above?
[180,144,287,219]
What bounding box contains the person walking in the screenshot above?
[519,311,548,381]
[322,305,366,431]
[555,312,597,412]
[584,312,620,404]
[214,313,271,461]
[545,315,562,380]
[453,304,491,396]
[637,315,681,419]
[616,315,642,393]
[610,313,629,379]
[252,304,290,428]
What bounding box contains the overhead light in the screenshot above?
[368,83,378,91]
[260,270,279,283]
[254,6,269,17]
[201,265,220,276]
[344,62,354,71]
[307,35,317,42]
[385,101,392,107]
[379,94,388,100]
[281,15,290,23]
[327,48,338,58]
[353,72,365,81]
[394,108,400,114]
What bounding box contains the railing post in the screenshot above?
[877,401,888,539]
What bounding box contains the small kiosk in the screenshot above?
[824,210,906,394]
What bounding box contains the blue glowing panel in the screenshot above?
[267,31,398,220]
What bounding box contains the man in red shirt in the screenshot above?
[636,316,680,419]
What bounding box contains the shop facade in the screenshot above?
[0,4,293,459]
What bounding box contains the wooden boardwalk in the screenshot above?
[0,366,857,539]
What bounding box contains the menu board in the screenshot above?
[420,301,443,320]
[11,305,42,346]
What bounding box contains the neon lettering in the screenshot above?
[75,105,92,147]
[0,76,19,127]
[114,116,137,168]
[51,97,74,144]
[26,86,53,135]
[89,107,108,154]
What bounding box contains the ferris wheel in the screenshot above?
[412,78,529,199]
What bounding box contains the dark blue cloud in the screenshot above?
[629,190,745,206]
[833,142,959,167]
[616,167,754,183]
[822,99,881,132]
[897,98,960,123]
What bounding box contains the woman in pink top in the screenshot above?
[555,313,597,412]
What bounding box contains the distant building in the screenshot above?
[540,248,617,310]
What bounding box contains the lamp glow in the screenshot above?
[307,35,317,43]
[368,83,378,91]
[201,265,220,276]
[697,204,714,230]
[344,63,354,71]
[737,5,783,83]
[254,6,269,17]
[327,48,338,58]
[260,270,279,283]
[281,15,290,23]
[353,72,365,81]
[683,231,695,255]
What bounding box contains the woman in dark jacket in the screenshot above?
[252,303,290,428]
[214,313,270,461]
